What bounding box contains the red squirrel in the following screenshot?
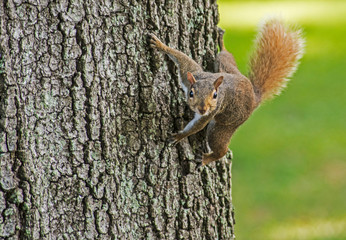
[150,18,304,166]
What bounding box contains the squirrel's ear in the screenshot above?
[187,72,197,85]
[213,76,223,89]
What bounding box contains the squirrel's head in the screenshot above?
[186,72,223,116]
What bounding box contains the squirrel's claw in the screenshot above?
[228,149,233,160]
[217,27,225,35]
[196,162,203,170]
[195,154,204,170]
[167,134,179,146]
[149,33,166,51]
[149,33,160,49]
[167,132,184,146]
[167,136,178,146]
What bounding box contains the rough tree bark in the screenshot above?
[0,0,234,239]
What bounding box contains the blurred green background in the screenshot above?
[217,0,346,239]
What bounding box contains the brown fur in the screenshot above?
[149,18,304,166]
[249,19,304,103]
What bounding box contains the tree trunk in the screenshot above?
[0,0,234,239]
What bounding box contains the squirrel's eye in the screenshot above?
[189,90,194,98]
[213,92,217,99]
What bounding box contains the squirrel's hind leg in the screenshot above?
[214,29,240,74]
[202,121,235,165]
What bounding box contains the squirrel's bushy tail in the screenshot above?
[248,18,304,103]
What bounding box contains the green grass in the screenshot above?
[218,1,346,239]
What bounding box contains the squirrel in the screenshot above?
[149,18,304,166]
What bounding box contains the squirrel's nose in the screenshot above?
[198,103,208,115]
[198,107,207,115]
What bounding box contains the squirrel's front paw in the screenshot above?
[149,33,164,50]
[167,132,185,145]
